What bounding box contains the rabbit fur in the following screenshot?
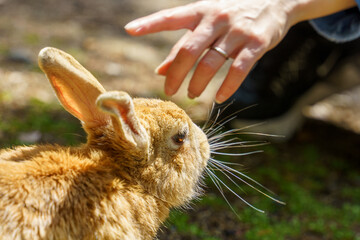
[0,47,210,240]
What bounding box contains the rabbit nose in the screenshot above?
[193,124,210,161]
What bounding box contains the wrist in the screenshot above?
[281,0,357,26]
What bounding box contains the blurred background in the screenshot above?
[0,0,360,239]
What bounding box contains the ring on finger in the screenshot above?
[210,46,229,60]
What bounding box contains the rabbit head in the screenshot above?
[38,47,210,208]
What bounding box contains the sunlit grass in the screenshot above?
[0,98,84,147]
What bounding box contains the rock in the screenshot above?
[19,130,42,143]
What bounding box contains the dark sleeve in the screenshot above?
[309,1,360,43]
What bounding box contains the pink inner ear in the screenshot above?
[52,77,84,120]
[119,106,138,134]
[106,100,139,135]
[50,75,108,128]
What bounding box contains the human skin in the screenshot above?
[125,0,357,103]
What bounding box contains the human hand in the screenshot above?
[125,0,357,103]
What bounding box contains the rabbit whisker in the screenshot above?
[203,108,222,135]
[210,150,263,157]
[205,103,257,134]
[202,102,285,214]
[63,133,85,138]
[202,102,216,132]
[207,161,246,194]
[209,158,271,194]
[237,132,284,138]
[207,122,270,142]
[205,168,241,219]
[209,137,240,147]
[209,159,243,166]
[206,116,237,138]
[209,159,285,205]
[204,101,247,136]
[210,140,268,150]
[207,167,266,213]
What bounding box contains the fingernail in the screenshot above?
[215,94,226,104]
[188,92,196,99]
[155,64,165,75]
[124,21,143,33]
[124,21,139,30]
[165,86,175,96]
[155,59,172,76]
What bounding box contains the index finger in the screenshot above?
[125,3,202,35]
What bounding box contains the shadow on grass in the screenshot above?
[0,98,85,147]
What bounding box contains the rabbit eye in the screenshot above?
[172,132,187,145]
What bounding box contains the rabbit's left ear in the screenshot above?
[38,47,109,128]
[96,91,149,150]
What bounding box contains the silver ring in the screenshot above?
[211,46,229,60]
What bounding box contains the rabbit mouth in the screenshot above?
[201,104,286,214]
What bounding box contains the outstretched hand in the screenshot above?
[125,0,357,103]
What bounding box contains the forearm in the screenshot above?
[284,0,357,25]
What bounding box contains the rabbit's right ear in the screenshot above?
[96,91,149,151]
[38,47,109,128]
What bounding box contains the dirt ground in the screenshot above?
[1,0,360,239]
[0,0,223,120]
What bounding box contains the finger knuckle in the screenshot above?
[214,9,231,23]
[243,30,269,47]
[180,44,199,58]
[196,1,217,13]
[231,62,247,76]
[230,25,245,36]
[252,35,269,47]
[162,10,176,22]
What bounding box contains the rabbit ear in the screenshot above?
[38,47,109,128]
[96,91,149,149]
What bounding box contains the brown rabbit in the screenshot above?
[0,47,210,240]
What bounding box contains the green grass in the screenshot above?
[0,98,84,147]
[23,33,40,45]
[235,144,359,239]
[165,210,221,240]
[161,140,360,239]
[215,143,359,239]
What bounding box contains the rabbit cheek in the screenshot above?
[194,124,210,169]
[170,148,191,172]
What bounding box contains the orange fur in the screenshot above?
[0,48,210,239]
